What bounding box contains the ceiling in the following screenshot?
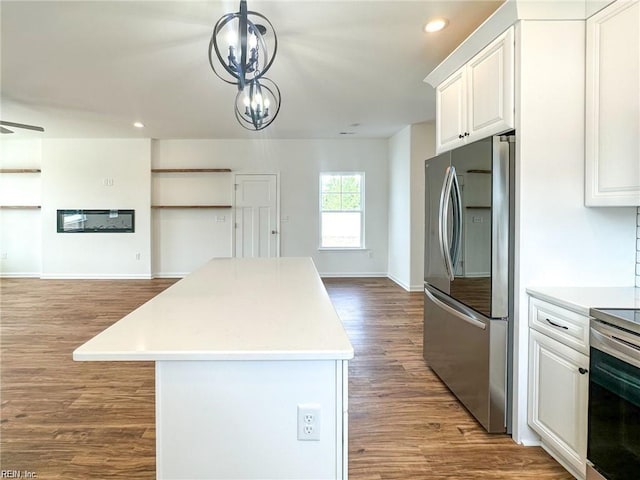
[0,1,503,140]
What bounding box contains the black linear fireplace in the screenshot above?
[57,209,135,233]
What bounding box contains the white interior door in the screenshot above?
[234,174,279,258]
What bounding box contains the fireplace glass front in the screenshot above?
[57,209,135,233]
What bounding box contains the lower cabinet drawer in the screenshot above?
[529,297,590,355]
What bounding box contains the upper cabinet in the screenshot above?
[436,69,467,151]
[435,27,515,153]
[585,0,640,206]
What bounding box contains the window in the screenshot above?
[320,172,364,248]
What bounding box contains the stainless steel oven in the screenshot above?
[588,309,640,480]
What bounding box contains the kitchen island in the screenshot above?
[73,257,354,480]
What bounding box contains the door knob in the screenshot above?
[578,368,588,375]
[271,230,278,234]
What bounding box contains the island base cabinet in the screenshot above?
[528,329,588,479]
[156,359,348,480]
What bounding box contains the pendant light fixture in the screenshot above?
[209,0,281,131]
[235,77,281,131]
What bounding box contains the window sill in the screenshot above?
[317,247,368,252]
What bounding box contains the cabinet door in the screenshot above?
[585,0,640,206]
[436,67,467,153]
[528,329,588,478]
[467,27,515,141]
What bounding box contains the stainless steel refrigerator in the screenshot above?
[423,133,514,433]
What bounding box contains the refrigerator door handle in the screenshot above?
[425,286,487,330]
[439,166,455,281]
[450,168,463,271]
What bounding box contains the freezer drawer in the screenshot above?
[423,286,506,433]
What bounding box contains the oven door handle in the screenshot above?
[591,323,640,370]
[592,362,640,391]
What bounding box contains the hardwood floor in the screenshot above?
[0,276,572,479]
[326,278,572,479]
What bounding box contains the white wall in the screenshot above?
[152,139,389,277]
[151,161,233,276]
[388,126,411,289]
[410,122,436,289]
[512,20,638,444]
[0,139,42,276]
[637,207,640,287]
[388,122,435,291]
[41,139,152,278]
[1,137,389,278]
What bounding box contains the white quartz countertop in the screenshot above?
[526,286,640,316]
[74,257,354,361]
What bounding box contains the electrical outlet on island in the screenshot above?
[297,403,321,441]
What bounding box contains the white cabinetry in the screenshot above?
[585,0,640,206]
[435,27,514,153]
[424,0,638,452]
[528,296,589,479]
[436,69,467,151]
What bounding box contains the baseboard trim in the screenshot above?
[386,274,424,292]
[387,274,409,291]
[319,272,387,278]
[153,272,188,279]
[519,438,542,447]
[0,272,41,278]
[539,442,584,479]
[40,273,153,280]
[6,270,427,291]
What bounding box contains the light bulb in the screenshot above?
[226,28,237,48]
[243,96,250,107]
[248,32,258,49]
[264,98,270,109]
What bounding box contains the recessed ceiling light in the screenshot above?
[424,18,449,33]
[133,122,145,128]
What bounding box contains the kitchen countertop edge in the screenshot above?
[526,286,640,316]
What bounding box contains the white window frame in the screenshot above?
[318,172,365,250]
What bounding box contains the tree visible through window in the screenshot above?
[320,173,364,248]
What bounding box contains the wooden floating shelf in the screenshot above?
[0,205,42,209]
[466,169,491,174]
[466,206,491,209]
[151,169,232,173]
[0,169,41,173]
[151,205,232,209]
